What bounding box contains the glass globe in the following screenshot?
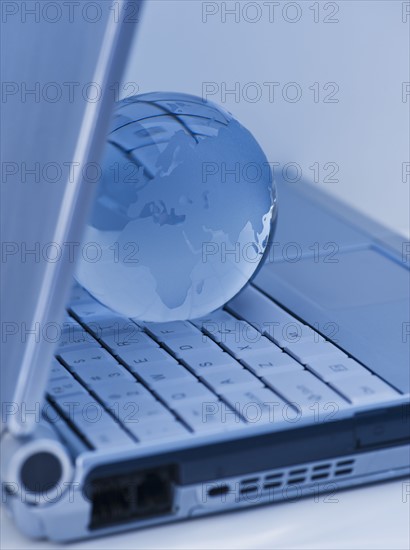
[75,92,277,321]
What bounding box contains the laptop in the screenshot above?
[1,0,409,542]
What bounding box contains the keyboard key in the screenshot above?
[227,285,297,342]
[118,347,178,371]
[60,319,84,333]
[49,360,69,381]
[69,301,113,322]
[110,397,174,424]
[306,357,370,382]
[100,331,158,354]
[203,319,260,344]
[221,387,290,426]
[181,350,242,375]
[132,363,196,387]
[174,400,243,432]
[163,333,219,358]
[54,394,111,428]
[68,286,94,305]
[47,377,88,399]
[241,350,303,376]
[220,334,275,359]
[128,419,189,442]
[62,311,76,323]
[145,320,199,342]
[329,375,400,405]
[263,371,348,420]
[284,341,347,364]
[85,426,135,449]
[273,324,325,348]
[153,381,216,407]
[71,281,82,291]
[129,319,145,329]
[228,287,328,347]
[54,392,103,413]
[87,317,142,339]
[95,380,151,406]
[57,324,97,351]
[73,364,134,387]
[200,366,264,393]
[59,346,117,370]
[191,309,235,330]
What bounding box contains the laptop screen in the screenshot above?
[1,1,142,435]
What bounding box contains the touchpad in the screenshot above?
[253,247,410,392]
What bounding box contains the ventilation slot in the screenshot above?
[287,477,306,485]
[334,458,355,477]
[205,458,357,504]
[208,485,230,498]
[242,477,260,485]
[287,467,308,486]
[239,485,259,496]
[265,473,283,481]
[335,468,354,477]
[336,459,354,467]
[311,472,330,481]
[313,463,331,472]
[235,458,356,499]
[262,472,283,491]
[289,468,307,476]
[263,481,282,490]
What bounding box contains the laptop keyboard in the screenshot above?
[45,283,401,450]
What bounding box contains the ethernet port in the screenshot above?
[88,467,174,529]
[137,472,172,515]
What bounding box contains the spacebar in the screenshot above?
[227,284,298,337]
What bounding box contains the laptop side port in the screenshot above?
[88,467,174,529]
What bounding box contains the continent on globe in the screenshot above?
[75,92,277,321]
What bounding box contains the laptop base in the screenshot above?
[3,441,409,542]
